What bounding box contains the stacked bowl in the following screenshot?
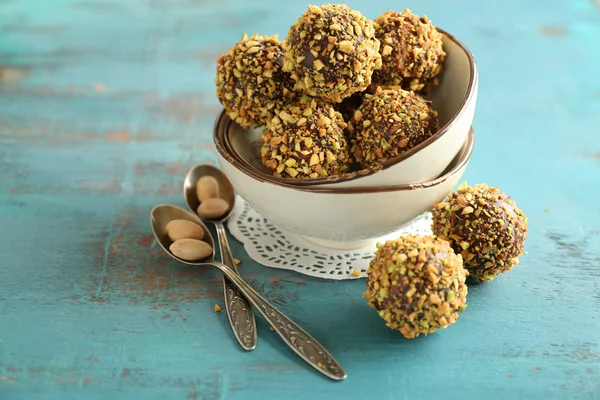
[214,29,478,250]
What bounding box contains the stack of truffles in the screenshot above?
[215,5,446,179]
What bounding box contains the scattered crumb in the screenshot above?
[214,304,222,312]
[545,208,551,213]
[351,268,361,277]
[93,83,106,94]
[234,258,242,265]
[269,327,274,331]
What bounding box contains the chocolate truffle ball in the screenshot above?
[260,98,350,179]
[283,4,382,103]
[215,33,296,129]
[371,9,446,93]
[348,86,438,168]
[364,234,468,339]
[431,182,529,283]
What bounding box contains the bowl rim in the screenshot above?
[213,27,478,187]
[216,126,474,194]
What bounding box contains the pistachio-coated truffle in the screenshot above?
[364,234,468,339]
[372,9,445,93]
[431,182,529,283]
[348,86,438,168]
[215,33,296,129]
[283,4,382,103]
[260,98,350,179]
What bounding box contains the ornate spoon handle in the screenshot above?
[215,221,257,351]
[209,261,347,381]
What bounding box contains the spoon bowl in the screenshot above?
[184,164,236,222]
[150,204,216,265]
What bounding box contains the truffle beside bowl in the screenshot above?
[214,126,475,250]
[219,28,478,189]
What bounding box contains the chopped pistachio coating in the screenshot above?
[215,33,296,129]
[260,98,350,179]
[431,182,529,283]
[364,234,468,339]
[348,86,438,168]
[283,4,382,103]
[372,9,446,94]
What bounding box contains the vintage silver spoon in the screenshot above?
[150,204,347,381]
[183,164,257,351]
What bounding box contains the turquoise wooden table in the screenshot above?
[1,0,599,399]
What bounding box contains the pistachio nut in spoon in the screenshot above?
[150,204,347,381]
[183,164,257,351]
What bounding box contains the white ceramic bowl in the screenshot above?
[219,28,478,189]
[215,126,475,250]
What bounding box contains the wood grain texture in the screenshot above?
[0,0,599,399]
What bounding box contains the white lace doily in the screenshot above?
[227,196,433,280]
